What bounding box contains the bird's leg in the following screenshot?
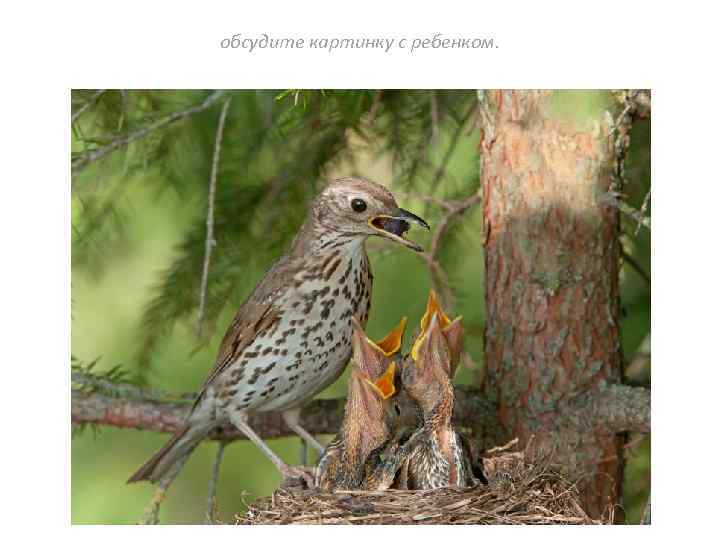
[299,439,308,466]
[137,454,188,525]
[282,408,325,456]
[205,441,226,524]
[228,410,314,487]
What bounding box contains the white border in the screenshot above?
[4,0,720,536]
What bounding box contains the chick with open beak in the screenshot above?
[315,317,406,491]
[390,290,466,471]
[396,293,484,489]
[410,289,465,374]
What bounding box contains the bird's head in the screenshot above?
[399,292,464,420]
[399,313,452,416]
[346,316,406,435]
[410,289,465,376]
[313,177,429,252]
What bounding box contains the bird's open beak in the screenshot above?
[363,361,397,400]
[411,289,463,365]
[369,208,430,252]
[419,289,452,333]
[370,317,407,357]
[409,312,453,375]
[351,317,403,379]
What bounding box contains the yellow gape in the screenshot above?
[411,290,461,361]
[364,362,397,400]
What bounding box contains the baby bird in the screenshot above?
[397,294,482,489]
[393,290,465,444]
[315,316,406,491]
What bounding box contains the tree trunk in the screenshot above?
[479,90,624,519]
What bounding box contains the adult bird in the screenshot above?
[128,177,429,492]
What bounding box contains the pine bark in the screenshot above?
[479,90,625,519]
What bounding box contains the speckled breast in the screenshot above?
[407,431,472,489]
[217,245,372,415]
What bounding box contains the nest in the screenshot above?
[238,442,604,525]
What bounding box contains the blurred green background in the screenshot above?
[71,90,650,524]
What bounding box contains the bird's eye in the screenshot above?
[351,198,367,213]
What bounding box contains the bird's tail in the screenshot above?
[127,422,212,484]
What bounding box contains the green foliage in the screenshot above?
[72,356,195,402]
[72,356,134,389]
[70,89,651,523]
[72,89,479,376]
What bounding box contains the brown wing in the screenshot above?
[315,436,345,490]
[192,302,281,410]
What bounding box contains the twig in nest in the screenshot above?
[240,448,605,525]
[485,438,520,454]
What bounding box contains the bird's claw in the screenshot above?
[280,465,315,489]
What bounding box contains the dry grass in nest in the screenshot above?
[238,441,605,525]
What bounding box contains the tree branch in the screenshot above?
[430,91,440,145]
[197,96,232,337]
[563,384,650,434]
[625,333,650,384]
[621,248,650,285]
[631,90,651,120]
[635,188,651,236]
[71,90,226,174]
[366,90,383,126]
[398,190,482,310]
[601,191,651,232]
[72,383,648,444]
[71,89,107,125]
[641,493,651,524]
[429,100,477,193]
